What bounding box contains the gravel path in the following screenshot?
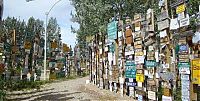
[6,76,133,101]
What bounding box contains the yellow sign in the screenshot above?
[51,41,57,49]
[135,52,144,56]
[176,4,185,14]
[192,58,200,84]
[24,41,31,49]
[63,44,70,52]
[136,74,144,82]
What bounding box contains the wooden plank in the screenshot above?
[157,19,169,31]
[157,11,169,21]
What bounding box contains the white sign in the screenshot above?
[160,30,167,38]
[180,14,190,27]
[181,75,190,80]
[179,68,190,74]
[162,96,172,101]
[148,91,156,100]
[170,18,179,30]
[135,56,144,64]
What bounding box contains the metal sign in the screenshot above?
[126,82,137,87]
[145,60,157,67]
[107,21,118,40]
[179,44,188,53]
[138,95,143,101]
[178,62,190,74]
[192,58,200,84]
[125,60,136,78]
[176,4,186,14]
[136,74,144,82]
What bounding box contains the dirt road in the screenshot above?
[6,76,133,101]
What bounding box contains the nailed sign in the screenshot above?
[180,15,190,27]
[176,4,185,14]
[125,60,136,78]
[145,60,157,67]
[107,21,118,40]
[192,58,200,84]
[157,19,169,31]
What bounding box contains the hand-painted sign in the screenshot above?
[192,58,200,84]
[125,60,136,78]
[107,21,118,40]
[148,91,156,100]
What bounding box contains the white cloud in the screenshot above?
[3,0,78,48]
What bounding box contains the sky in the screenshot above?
[3,0,79,48]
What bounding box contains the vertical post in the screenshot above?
[44,13,48,80]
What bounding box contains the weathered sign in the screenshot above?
[157,19,169,31]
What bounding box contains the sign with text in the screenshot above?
[107,21,118,40]
[192,58,200,84]
[136,74,144,82]
[145,60,157,67]
[178,62,190,74]
[148,91,156,100]
[176,4,186,14]
[125,60,136,78]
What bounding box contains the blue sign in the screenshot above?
[145,60,157,67]
[179,44,188,53]
[138,95,143,101]
[125,60,136,78]
[107,21,118,40]
[126,82,137,87]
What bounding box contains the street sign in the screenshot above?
[125,60,136,78]
[107,21,118,40]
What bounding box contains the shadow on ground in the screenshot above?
[7,89,82,101]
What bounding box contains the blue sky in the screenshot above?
[3,0,79,48]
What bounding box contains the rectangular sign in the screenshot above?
[107,21,118,40]
[192,58,200,84]
[145,60,157,67]
[125,60,136,78]
[162,96,172,101]
[148,91,156,100]
[178,62,190,74]
[136,74,144,82]
[135,56,145,64]
[157,19,169,31]
[126,82,137,87]
[180,15,190,27]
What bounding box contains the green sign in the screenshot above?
[109,43,115,53]
[107,21,118,40]
[125,60,136,78]
[145,60,157,67]
[178,62,190,69]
